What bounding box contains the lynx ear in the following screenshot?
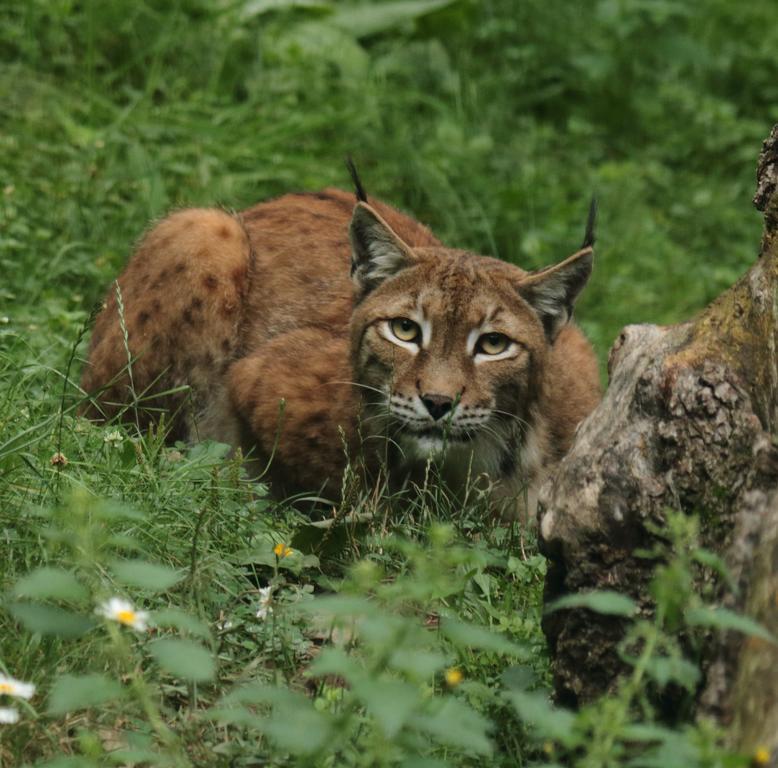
[349,203,416,295]
[517,246,593,341]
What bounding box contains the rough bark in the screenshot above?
[538,124,778,754]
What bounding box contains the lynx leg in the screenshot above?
[228,329,357,498]
[81,208,251,443]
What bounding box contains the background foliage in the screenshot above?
[1,0,777,765]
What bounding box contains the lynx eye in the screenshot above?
[390,317,421,343]
[476,332,511,356]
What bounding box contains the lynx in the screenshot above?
[81,177,600,516]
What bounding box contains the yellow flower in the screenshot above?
[0,675,35,700]
[97,597,149,631]
[445,667,463,687]
[273,542,293,558]
[753,746,771,766]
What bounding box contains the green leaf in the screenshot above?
[206,706,263,728]
[237,547,277,567]
[440,618,529,657]
[352,678,420,738]
[102,748,160,765]
[413,697,492,755]
[12,567,89,603]
[186,440,232,462]
[472,571,492,599]
[261,705,335,755]
[92,500,146,522]
[275,22,370,79]
[643,655,700,691]
[307,647,363,682]
[238,544,318,574]
[501,664,539,692]
[48,673,124,715]
[183,440,232,473]
[626,729,698,768]
[33,758,100,768]
[8,602,95,638]
[684,606,776,643]
[220,682,299,708]
[111,559,184,592]
[389,648,448,680]
[504,690,577,746]
[359,613,415,648]
[692,548,736,591]
[545,590,637,617]
[621,722,682,742]
[291,520,366,558]
[330,0,457,38]
[106,534,144,553]
[296,595,376,618]
[216,684,335,754]
[151,607,212,639]
[149,638,215,682]
[241,0,330,20]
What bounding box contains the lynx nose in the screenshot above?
[421,394,454,421]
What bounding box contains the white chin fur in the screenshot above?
[397,431,447,459]
[413,435,447,456]
[395,420,512,480]
[398,431,475,461]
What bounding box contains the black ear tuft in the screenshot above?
[581,195,597,249]
[345,156,368,203]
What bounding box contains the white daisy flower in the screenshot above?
[97,597,149,631]
[0,707,19,724]
[256,586,273,620]
[0,675,35,700]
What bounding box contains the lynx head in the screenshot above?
[348,202,594,473]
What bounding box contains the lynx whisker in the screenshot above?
[326,380,388,397]
[489,408,532,430]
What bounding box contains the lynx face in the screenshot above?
[349,203,593,478]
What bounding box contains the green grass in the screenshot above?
[1,0,777,765]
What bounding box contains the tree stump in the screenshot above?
[538,124,778,752]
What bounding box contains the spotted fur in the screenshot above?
[81,188,600,515]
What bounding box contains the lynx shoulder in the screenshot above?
[81,187,600,515]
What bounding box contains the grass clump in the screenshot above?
[2,0,777,764]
